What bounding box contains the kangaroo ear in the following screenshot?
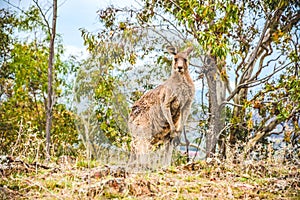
[166,46,177,55]
[185,46,194,56]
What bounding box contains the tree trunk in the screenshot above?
[229,88,247,146]
[46,0,57,159]
[204,56,226,158]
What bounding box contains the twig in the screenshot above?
[33,0,51,35]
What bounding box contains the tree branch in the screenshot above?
[33,0,51,35]
[249,43,273,82]
[239,20,270,85]
[243,107,299,156]
[227,60,292,102]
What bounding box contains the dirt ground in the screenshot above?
[0,156,299,199]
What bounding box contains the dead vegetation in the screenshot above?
[0,155,299,199]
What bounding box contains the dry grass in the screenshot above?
[0,155,299,199]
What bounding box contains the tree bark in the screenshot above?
[204,56,226,158]
[46,0,57,159]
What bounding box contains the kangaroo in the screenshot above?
[128,46,195,168]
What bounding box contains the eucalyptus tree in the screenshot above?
[73,57,112,158]
[84,0,300,158]
[0,3,79,158]
[41,0,58,159]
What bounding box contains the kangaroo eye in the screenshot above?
[184,58,187,62]
[174,58,178,62]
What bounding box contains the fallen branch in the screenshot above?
[0,155,60,176]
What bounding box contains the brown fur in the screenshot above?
[128,46,195,167]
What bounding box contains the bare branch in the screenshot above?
[243,107,299,156]
[247,61,292,87]
[3,0,46,28]
[33,0,51,35]
[3,0,25,13]
[146,27,174,46]
[239,20,270,85]
[281,11,300,33]
[149,11,187,41]
[227,59,292,102]
[249,43,273,82]
[189,62,203,70]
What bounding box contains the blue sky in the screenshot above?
[58,0,137,48]
[1,0,138,55]
[58,0,106,48]
[59,0,139,56]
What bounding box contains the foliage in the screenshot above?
[80,24,176,149]
[73,53,130,157]
[0,5,79,158]
[158,0,239,59]
[52,104,80,156]
[82,5,204,152]
[1,0,299,163]
[94,75,130,148]
[0,2,300,198]
[250,71,300,148]
[93,0,300,158]
[0,9,16,69]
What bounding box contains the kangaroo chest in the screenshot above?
[169,82,194,117]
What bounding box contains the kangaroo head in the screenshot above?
[167,46,193,73]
